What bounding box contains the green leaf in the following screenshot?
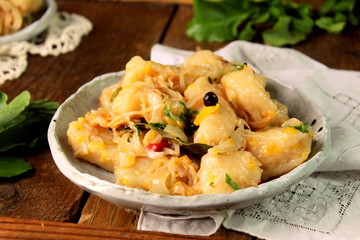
[298,4,313,18]
[186,0,252,42]
[187,0,357,46]
[334,12,347,22]
[268,6,283,18]
[289,123,310,133]
[181,143,211,157]
[262,16,307,46]
[252,12,270,24]
[315,17,346,33]
[0,91,31,126]
[333,0,356,12]
[292,16,314,34]
[0,92,8,112]
[239,22,256,41]
[348,13,359,26]
[187,14,250,42]
[225,173,241,191]
[0,91,58,178]
[0,157,32,177]
[0,97,58,150]
[319,0,336,15]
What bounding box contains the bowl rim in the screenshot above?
[48,70,331,214]
[0,0,57,45]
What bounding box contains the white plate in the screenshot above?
[0,0,57,45]
[48,71,330,215]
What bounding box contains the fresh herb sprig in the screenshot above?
[0,91,59,178]
[289,122,310,133]
[225,173,241,191]
[187,0,359,46]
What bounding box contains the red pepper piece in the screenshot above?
[147,140,171,152]
[258,179,262,185]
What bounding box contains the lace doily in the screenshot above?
[0,12,93,84]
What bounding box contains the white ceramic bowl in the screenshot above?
[0,0,57,45]
[48,71,330,215]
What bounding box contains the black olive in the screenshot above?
[203,91,218,106]
[184,122,199,135]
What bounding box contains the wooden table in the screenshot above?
[0,0,359,239]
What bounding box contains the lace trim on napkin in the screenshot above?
[0,12,93,84]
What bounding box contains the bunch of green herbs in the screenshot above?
[186,0,359,46]
[0,91,59,178]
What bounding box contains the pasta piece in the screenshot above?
[0,0,23,35]
[114,157,164,193]
[245,118,313,180]
[99,83,122,110]
[181,50,227,90]
[184,76,224,109]
[196,150,262,194]
[121,56,180,91]
[10,0,43,14]
[221,65,279,129]
[120,56,147,88]
[0,0,43,36]
[67,117,119,172]
[111,82,142,116]
[193,97,237,145]
[270,100,290,127]
[114,155,199,196]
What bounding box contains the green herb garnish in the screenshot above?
[226,63,247,74]
[0,91,59,178]
[225,173,241,191]
[133,123,142,137]
[110,87,122,102]
[179,101,198,117]
[148,122,166,130]
[164,101,198,123]
[289,123,310,133]
[164,102,183,121]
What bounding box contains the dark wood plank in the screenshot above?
[79,195,254,240]
[0,0,175,222]
[0,151,85,222]
[0,217,225,240]
[79,195,140,230]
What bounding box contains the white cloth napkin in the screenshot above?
[137,41,360,239]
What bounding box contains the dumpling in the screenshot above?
[245,118,313,180]
[121,56,180,90]
[221,64,279,129]
[184,76,224,109]
[114,155,199,196]
[193,97,237,146]
[181,50,227,90]
[197,150,262,194]
[67,117,118,172]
